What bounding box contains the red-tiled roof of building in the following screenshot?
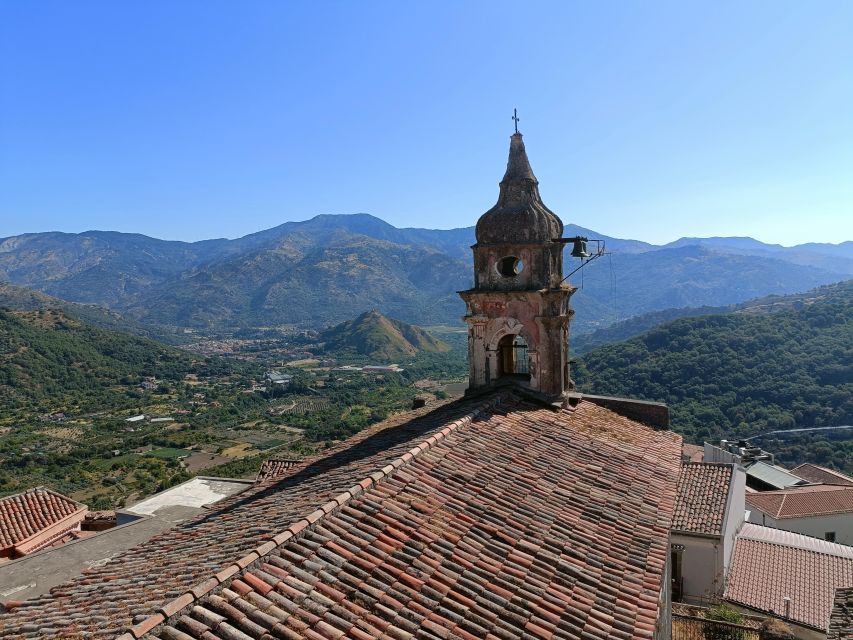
[255,457,304,483]
[672,462,734,536]
[828,586,853,640]
[0,487,86,554]
[0,392,682,639]
[725,523,853,631]
[791,463,853,487]
[681,443,704,463]
[746,484,853,519]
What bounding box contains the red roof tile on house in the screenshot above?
[791,463,853,487]
[0,487,86,556]
[681,443,704,463]
[255,457,304,483]
[0,392,682,639]
[725,523,853,631]
[828,586,853,640]
[746,484,853,519]
[672,462,734,536]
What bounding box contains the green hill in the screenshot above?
[574,280,853,471]
[320,310,450,360]
[0,308,222,416]
[0,282,185,344]
[573,281,851,354]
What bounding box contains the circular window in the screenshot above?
[497,256,524,277]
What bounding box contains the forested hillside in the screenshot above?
[574,280,853,471]
[0,282,184,344]
[320,310,450,360]
[0,308,229,416]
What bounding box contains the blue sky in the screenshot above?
[1,1,851,245]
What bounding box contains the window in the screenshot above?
[496,256,523,277]
[825,532,836,542]
[497,334,529,377]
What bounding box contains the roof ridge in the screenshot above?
[777,492,787,518]
[0,485,83,504]
[744,536,853,560]
[117,392,510,640]
[739,525,853,559]
[682,461,733,468]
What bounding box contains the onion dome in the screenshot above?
[475,133,563,244]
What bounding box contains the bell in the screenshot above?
[570,238,589,258]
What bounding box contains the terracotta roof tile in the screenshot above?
[746,484,853,518]
[0,393,681,639]
[791,464,853,487]
[672,462,734,536]
[681,443,704,463]
[0,487,86,554]
[256,458,304,483]
[828,586,853,640]
[725,523,853,631]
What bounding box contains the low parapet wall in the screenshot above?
[579,394,670,430]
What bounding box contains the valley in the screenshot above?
[0,306,467,508]
[1,215,851,511]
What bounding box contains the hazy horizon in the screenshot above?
[3,210,851,249]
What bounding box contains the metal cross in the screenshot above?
[512,108,520,134]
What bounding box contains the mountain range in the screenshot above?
[2,214,851,333]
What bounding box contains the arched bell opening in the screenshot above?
[497,334,530,379]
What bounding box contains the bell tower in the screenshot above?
[459,129,575,401]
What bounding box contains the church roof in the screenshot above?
[0,392,681,639]
[475,134,564,245]
[256,458,304,483]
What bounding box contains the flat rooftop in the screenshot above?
[0,477,252,603]
[121,476,253,521]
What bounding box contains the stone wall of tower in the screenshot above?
[472,242,564,291]
[460,287,573,398]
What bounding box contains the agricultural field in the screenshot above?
[0,332,468,509]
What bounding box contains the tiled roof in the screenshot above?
[725,523,853,631]
[681,443,704,463]
[0,392,682,639]
[256,458,304,483]
[791,463,853,487]
[828,586,853,640]
[672,462,734,536]
[746,484,853,519]
[0,487,86,553]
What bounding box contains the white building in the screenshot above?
[670,461,746,604]
[746,484,853,545]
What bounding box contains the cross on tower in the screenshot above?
[512,108,520,134]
